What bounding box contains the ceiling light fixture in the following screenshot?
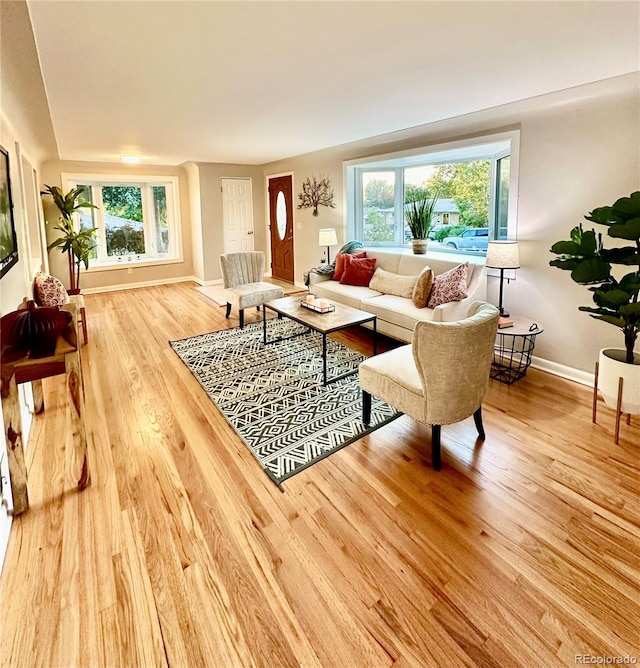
[120,155,141,164]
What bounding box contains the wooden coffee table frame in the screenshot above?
[262,296,377,386]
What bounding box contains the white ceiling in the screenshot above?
[27,1,639,167]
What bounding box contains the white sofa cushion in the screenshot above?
[396,253,438,276]
[358,249,402,273]
[313,280,381,309]
[361,294,438,331]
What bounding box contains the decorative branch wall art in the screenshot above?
[297,174,336,216]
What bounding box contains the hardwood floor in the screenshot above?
[1,282,638,667]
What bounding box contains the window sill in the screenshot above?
[363,244,488,263]
[86,256,183,273]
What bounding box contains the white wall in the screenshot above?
[196,162,266,283]
[0,0,59,572]
[40,159,194,291]
[508,77,639,375]
[184,161,204,283]
[262,73,640,374]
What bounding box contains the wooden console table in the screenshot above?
[0,314,90,515]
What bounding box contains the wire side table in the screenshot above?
[491,316,544,384]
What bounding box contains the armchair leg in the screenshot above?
[256,305,260,311]
[431,425,442,471]
[225,303,231,319]
[473,407,486,440]
[239,309,245,329]
[362,391,371,426]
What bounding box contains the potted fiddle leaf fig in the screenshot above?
[42,185,98,293]
[549,191,640,416]
[405,188,438,255]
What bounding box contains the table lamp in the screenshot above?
[318,228,338,263]
[486,240,520,317]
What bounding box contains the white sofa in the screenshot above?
[308,248,487,343]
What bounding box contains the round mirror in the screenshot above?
[276,191,287,240]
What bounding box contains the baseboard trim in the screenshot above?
[82,276,196,295]
[531,356,594,388]
[191,277,223,287]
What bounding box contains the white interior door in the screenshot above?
[222,178,254,253]
[20,155,46,272]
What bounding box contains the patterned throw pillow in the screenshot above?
[339,255,377,286]
[33,272,69,307]
[427,262,469,308]
[333,251,367,281]
[412,266,434,308]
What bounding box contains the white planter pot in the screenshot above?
[598,348,640,415]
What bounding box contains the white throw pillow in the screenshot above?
[369,267,419,299]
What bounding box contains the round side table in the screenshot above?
[491,315,544,384]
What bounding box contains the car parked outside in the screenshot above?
[427,225,445,240]
[443,227,489,251]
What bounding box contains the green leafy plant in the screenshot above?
[435,224,466,242]
[42,185,98,293]
[549,191,640,364]
[405,190,438,240]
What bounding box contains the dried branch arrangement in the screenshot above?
[297,175,336,216]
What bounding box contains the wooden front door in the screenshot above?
[268,175,294,283]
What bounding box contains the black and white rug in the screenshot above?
[170,319,400,485]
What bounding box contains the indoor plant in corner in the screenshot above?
[549,191,640,421]
[405,189,438,255]
[42,185,98,294]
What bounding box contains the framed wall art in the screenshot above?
[0,145,19,278]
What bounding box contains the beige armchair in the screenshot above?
[359,301,500,470]
[219,251,284,328]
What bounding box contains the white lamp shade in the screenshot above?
[318,228,338,247]
[486,240,520,269]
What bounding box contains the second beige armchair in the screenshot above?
[219,251,284,328]
[359,301,500,470]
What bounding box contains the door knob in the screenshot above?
[247,231,254,235]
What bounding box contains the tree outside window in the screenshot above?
[102,186,145,256]
[69,175,179,266]
[362,173,395,243]
[349,135,516,253]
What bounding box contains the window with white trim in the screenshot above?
[346,132,519,256]
[64,174,182,268]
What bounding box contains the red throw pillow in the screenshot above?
[333,251,366,281]
[339,255,377,286]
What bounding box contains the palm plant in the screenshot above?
[405,190,438,240]
[42,185,98,293]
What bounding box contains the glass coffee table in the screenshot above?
[262,296,377,385]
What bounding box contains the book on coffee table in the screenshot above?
[498,316,514,329]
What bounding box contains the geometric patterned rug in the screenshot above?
[170,319,400,485]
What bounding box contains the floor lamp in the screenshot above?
[318,228,338,264]
[486,240,520,317]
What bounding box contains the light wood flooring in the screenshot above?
[0,282,638,667]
